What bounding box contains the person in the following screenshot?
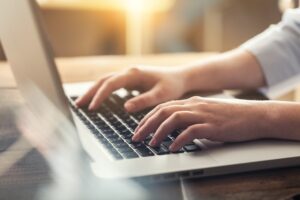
[76,8,300,152]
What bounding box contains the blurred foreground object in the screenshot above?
[17,85,146,200]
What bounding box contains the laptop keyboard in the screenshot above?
[68,90,201,160]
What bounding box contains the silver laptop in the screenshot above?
[1,0,300,181]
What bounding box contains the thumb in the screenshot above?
[125,85,165,112]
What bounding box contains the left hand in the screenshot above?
[132,97,274,152]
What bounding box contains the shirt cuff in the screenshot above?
[240,8,300,88]
[241,27,298,87]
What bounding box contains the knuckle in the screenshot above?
[189,96,205,103]
[101,81,109,89]
[154,88,166,99]
[156,104,163,110]
[195,102,208,110]
[159,108,169,117]
[190,96,199,101]
[171,112,183,121]
[102,81,113,91]
[187,126,198,137]
[135,97,146,107]
[153,104,162,112]
[180,131,193,142]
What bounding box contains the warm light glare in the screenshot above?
[38,0,175,13]
[38,0,175,55]
[126,0,144,13]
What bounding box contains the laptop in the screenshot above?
[1,0,300,182]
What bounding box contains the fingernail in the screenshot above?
[135,125,141,133]
[132,134,139,141]
[75,98,80,104]
[149,138,157,146]
[125,102,135,112]
[88,104,95,111]
[169,143,177,152]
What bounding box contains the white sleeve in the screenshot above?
[241,9,300,87]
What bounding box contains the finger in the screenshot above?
[132,105,187,142]
[89,72,136,110]
[125,85,169,112]
[135,99,186,133]
[170,124,210,152]
[149,111,201,146]
[75,74,112,107]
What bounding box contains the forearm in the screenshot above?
[264,101,300,141]
[182,49,266,93]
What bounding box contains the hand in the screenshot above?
[133,97,274,152]
[75,67,187,112]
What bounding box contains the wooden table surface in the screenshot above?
[0,53,300,200]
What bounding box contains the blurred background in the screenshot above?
[0,0,284,59]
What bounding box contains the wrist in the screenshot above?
[180,60,222,93]
[256,102,281,139]
[258,102,300,140]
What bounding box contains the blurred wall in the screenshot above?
[221,0,281,51]
[0,7,126,60]
[154,0,281,52]
[0,0,282,60]
[42,8,126,57]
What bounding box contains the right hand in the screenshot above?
[75,66,188,113]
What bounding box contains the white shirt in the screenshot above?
[241,9,300,91]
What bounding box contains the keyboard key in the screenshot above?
[172,148,185,154]
[85,123,95,129]
[125,138,137,144]
[111,122,127,130]
[102,142,114,150]
[122,151,139,159]
[91,129,101,136]
[101,129,116,136]
[70,96,78,101]
[122,117,135,126]
[95,133,104,139]
[136,147,154,157]
[130,142,147,149]
[144,135,153,145]
[163,137,172,142]
[184,144,201,152]
[151,145,170,155]
[69,92,199,160]
[107,149,123,160]
[98,137,110,145]
[107,137,124,144]
[114,142,129,149]
[162,141,172,149]
[117,111,131,119]
[118,146,134,154]
[118,129,133,137]
[112,153,123,160]
[171,131,181,138]
[96,123,110,130]
[132,113,144,121]
[94,121,107,127]
[111,94,125,105]
[127,121,138,130]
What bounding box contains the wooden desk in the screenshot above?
[0,53,213,88]
[0,53,300,200]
